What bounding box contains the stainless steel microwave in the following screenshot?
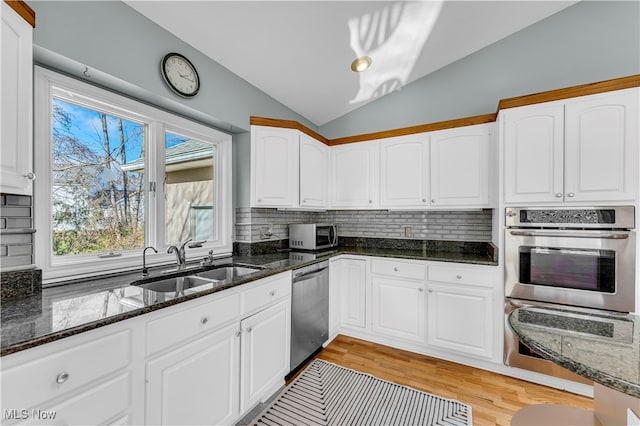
[289,224,338,250]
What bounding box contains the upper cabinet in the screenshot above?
[299,133,329,208]
[430,123,492,207]
[250,126,329,210]
[251,126,299,208]
[1,1,34,195]
[503,88,639,204]
[379,134,429,208]
[330,141,380,209]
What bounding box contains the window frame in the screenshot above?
[34,66,233,282]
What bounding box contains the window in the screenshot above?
[34,67,232,281]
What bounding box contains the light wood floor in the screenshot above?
[311,335,592,426]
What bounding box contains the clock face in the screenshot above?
[161,53,200,97]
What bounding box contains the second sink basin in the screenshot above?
[195,266,262,281]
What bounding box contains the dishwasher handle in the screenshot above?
[293,267,328,283]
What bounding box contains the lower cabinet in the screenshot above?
[240,299,291,412]
[336,257,367,329]
[0,322,142,426]
[427,266,496,359]
[331,256,498,363]
[145,323,240,426]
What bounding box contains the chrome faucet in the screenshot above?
[167,239,205,269]
[142,246,158,276]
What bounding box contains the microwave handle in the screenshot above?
[509,230,629,239]
[330,226,337,246]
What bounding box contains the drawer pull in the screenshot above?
[393,267,399,272]
[456,274,462,280]
[200,317,209,325]
[418,288,424,292]
[247,327,253,333]
[56,372,69,384]
[269,290,275,297]
[428,289,433,293]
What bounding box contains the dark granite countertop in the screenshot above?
[508,306,640,398]
[1,243,497,357]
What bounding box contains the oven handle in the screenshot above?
[509,230,629,239]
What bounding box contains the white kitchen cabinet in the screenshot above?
[1,321,143,426]
[251,125,299,207]
[430,124,492,207]
[370,258,427,344]
[503,89,638,204]
[145,323,240,426]
[371,277,426,344]
[1,2,34,196]
[330,141,380,208]
[564,89,638,202]
[379,134,429,208]
[335,257,367,329]
[427,265,496,359]
[240,299,290,413]
[328,258,341,338]
[299,132,329,208]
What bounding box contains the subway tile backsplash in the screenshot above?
[235,208,492,243]
[1,194,34,269]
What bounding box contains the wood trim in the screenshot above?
[252,74,639,146]
[329,113,497,146]
[250,116,330,145]
[3,0,35,27]
[498,74,640,111]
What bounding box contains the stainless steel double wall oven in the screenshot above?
[504,206,636,381]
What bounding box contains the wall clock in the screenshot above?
[161,52,200,97]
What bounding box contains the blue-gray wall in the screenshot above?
[319,1,640,138]
[29,1,316,134]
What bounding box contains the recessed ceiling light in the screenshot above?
[351,56,372,73]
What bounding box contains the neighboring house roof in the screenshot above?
[121,139,213,172]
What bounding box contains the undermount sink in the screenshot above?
[133,275,215,293]
[131,264,264,293]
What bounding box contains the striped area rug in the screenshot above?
[251,359,472,426]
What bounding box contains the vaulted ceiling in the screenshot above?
[125,1,578,126]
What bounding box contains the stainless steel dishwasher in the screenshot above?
[290,260,329,373]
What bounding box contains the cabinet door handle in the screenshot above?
[456,274,462,280]
[393,267,399,272]
[269,290,275,297]
[431,199,435,203]
[422,198,427,203]
[555,193,562,198]
[25,172,36,180]
[247,327,253,333]
[567,193,575,198]
[56,372,70,384]
[235,330,242,337]
[418,288,424,292]
[369,200,372,204]
[200,317,209,325]
[428,289,433,293]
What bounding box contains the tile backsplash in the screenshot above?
[1,194,34,269]
[235,208,492,243]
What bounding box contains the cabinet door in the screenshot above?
[430,124,491,207]
[1,3,33,195]
[240,299,290,413]
[330,141,379,208]
[371,277,426,343]
[379,134,429,208]
[299,133,329,208]
[146,323,240,426]
[427,283,493,359]
[338,258,367,329]
[328,259,341,338]
[503,103,564,204]
[564,89,639,202]
[251,126,299,207]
